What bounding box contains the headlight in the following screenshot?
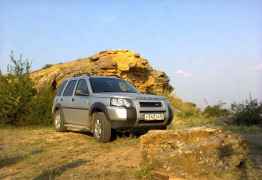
[110,98,132,108]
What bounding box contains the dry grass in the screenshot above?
[0,126,141,180]
[171,114,216,129]
[0,124,261,180]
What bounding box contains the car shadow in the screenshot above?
[69,129,144,141]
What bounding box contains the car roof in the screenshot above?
[64,75,120,81]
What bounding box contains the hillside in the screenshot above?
[31,49,173,95]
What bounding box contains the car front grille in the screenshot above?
[139,101,162,108]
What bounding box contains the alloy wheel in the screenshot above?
[94,119,102,138]
[55,112,61,129]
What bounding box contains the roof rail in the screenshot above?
[73,73,91,77]
[109,75,120,78]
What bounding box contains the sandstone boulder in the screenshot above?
[30,49,173,95]
[140,127,248,180]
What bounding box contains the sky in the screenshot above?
[0,0,261,107]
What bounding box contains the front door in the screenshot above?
[70,79,90,128]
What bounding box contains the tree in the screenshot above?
[7,51,31,76]
[231,97,262,126]
[0,51,35,124]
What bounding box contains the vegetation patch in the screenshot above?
[0,52,54,126]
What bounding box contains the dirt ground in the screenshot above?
[0,126,261,180]
[242,134,262,173]
[0,127,142,180]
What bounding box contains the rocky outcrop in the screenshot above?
[30,49,173,95]
[140,127,248,180]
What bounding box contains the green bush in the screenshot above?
[0,52,55,126]
[26,86,55,125]
[231,97,262,126]
[0,52,36,124]
[203,103,230,118]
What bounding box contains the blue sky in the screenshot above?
[0,0,261,106]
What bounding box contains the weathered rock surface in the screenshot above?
[31,49,173,95]
[140,127,248,180]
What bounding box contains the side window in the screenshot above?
[63,80,77,96]
[75,79,89,95]
[56,80,68,96]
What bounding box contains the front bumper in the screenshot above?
[107,104,173,129]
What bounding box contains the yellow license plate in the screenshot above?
[144,113,165,121]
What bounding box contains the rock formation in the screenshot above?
[140,127,248,180]
[30,49,173,95]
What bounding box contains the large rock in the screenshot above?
[30,49,173,95]
[140,127,248,180]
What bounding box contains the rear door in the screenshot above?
[53,80,68,112]
[70,79,90,127]
[61,79,77,124]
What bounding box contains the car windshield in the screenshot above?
[90,77,138,93]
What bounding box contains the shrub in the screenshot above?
[0,52,56,126]
[26,86,55,125]
[231,97,262,126]
[0,52,36,124]
[203,103,230,118]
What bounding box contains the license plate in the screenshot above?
[144,113,165,121]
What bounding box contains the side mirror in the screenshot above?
[75,89,89,96]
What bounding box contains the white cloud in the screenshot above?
[175,69,192,77]
[255,64,262,71]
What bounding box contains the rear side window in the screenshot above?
[56,80,68,96]
[63,80,77,96]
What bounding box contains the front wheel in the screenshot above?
[93,112,111,142]
[54,109,66,132]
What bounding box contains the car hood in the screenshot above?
[92,92,166,101]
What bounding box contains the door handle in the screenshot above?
[60,98,63,101]
[72,98,75,102]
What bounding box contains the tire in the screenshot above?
[93,112,111,143]
[54,109,66,132]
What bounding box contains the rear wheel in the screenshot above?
[93,112,111,142]
[54,109,66,132]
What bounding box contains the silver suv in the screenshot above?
[52,75,173,142]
